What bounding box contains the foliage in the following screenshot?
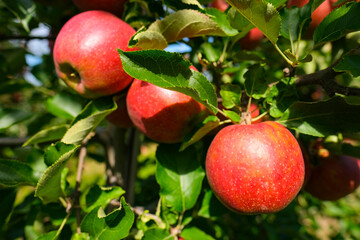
[1,0,360,239]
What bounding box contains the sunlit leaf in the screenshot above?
[35,143,78,204]
[119,49,218,113]
[129,9,235,50]
[23,124,69,147]
[61,97,116,145]
[226,0,281,44]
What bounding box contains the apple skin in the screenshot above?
[287,0,332,36]
[72,0,128,16]
[206,121,305,214]
[304,155,360,201]
[240,28,264,51]
[209,0,229,12]
[106,92,133,128]
[53,10,136,98]
[126,67,207,143]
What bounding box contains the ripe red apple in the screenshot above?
[72,0,128,16]
[106,92,133,128]
[126,67,207,143]
[206,121,305,214]
[53,10,136,98]
[287,0,333,36]
[304,155,360,201]
[239,28,264,51]
[209,0,229,12]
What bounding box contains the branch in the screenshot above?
[0,34,57,41]
[295,65,360,97]
[74,132,94,233]
[0,137,28,146]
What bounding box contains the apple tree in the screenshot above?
[1,0,360,239]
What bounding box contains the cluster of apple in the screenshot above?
[51,0,358,216]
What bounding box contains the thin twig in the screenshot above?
[74,132,94,233]
[0,137,28,146]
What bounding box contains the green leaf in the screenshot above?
[0,48,26,75]
[180,119,222,151]
[143,228,174,240]
[280,0,313,41]
[220,84,242,108]
[279,96,360,137]
[23,124,69,147]
[71,233,90,240]
[181,226,215,240]
[35,143,79,204]
[227,0,281,44]
[200,42,222,62]
[205,8,239,36]
[61,97,116,145]
[0,159,37,188]
[314,2,360,45]
[0,108,32,131]
[156,144,205,212]
[0,189,16,226]
[223,109,241,122]
[81,197,134,240]
[334,55,360,77]
[267,0,287,8]
[119,49,218,113]
[3,0,35,32]
[44,142,78,166]
[36,231,57,240]
[85,185,126,212]
[46,92,84,120]
[164,0,203,10]
[344,96,360,105]
[227,8,253,33]
[129,9,234,49]
[244,65,269,99]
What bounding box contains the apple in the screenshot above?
[239,28,264,51]
[287,0,333,36]
[53,10,136,98]
[72,0,128,16]
[126,67,207,143]
[304,154,360,201]
[106,92,133,128]
[209,0,229,12]
[206,121,305,214]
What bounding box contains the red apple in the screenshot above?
[72,0,128,16]
[239,28,264,51]
[305,155,360,201]
[126,67,207,143]
[53,10,136,98]
[287,0,332,36]
[206,121,305,214]
[209,0,229,12]
[106,92,133,128]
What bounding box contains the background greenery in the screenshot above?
[0,0,360,239]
